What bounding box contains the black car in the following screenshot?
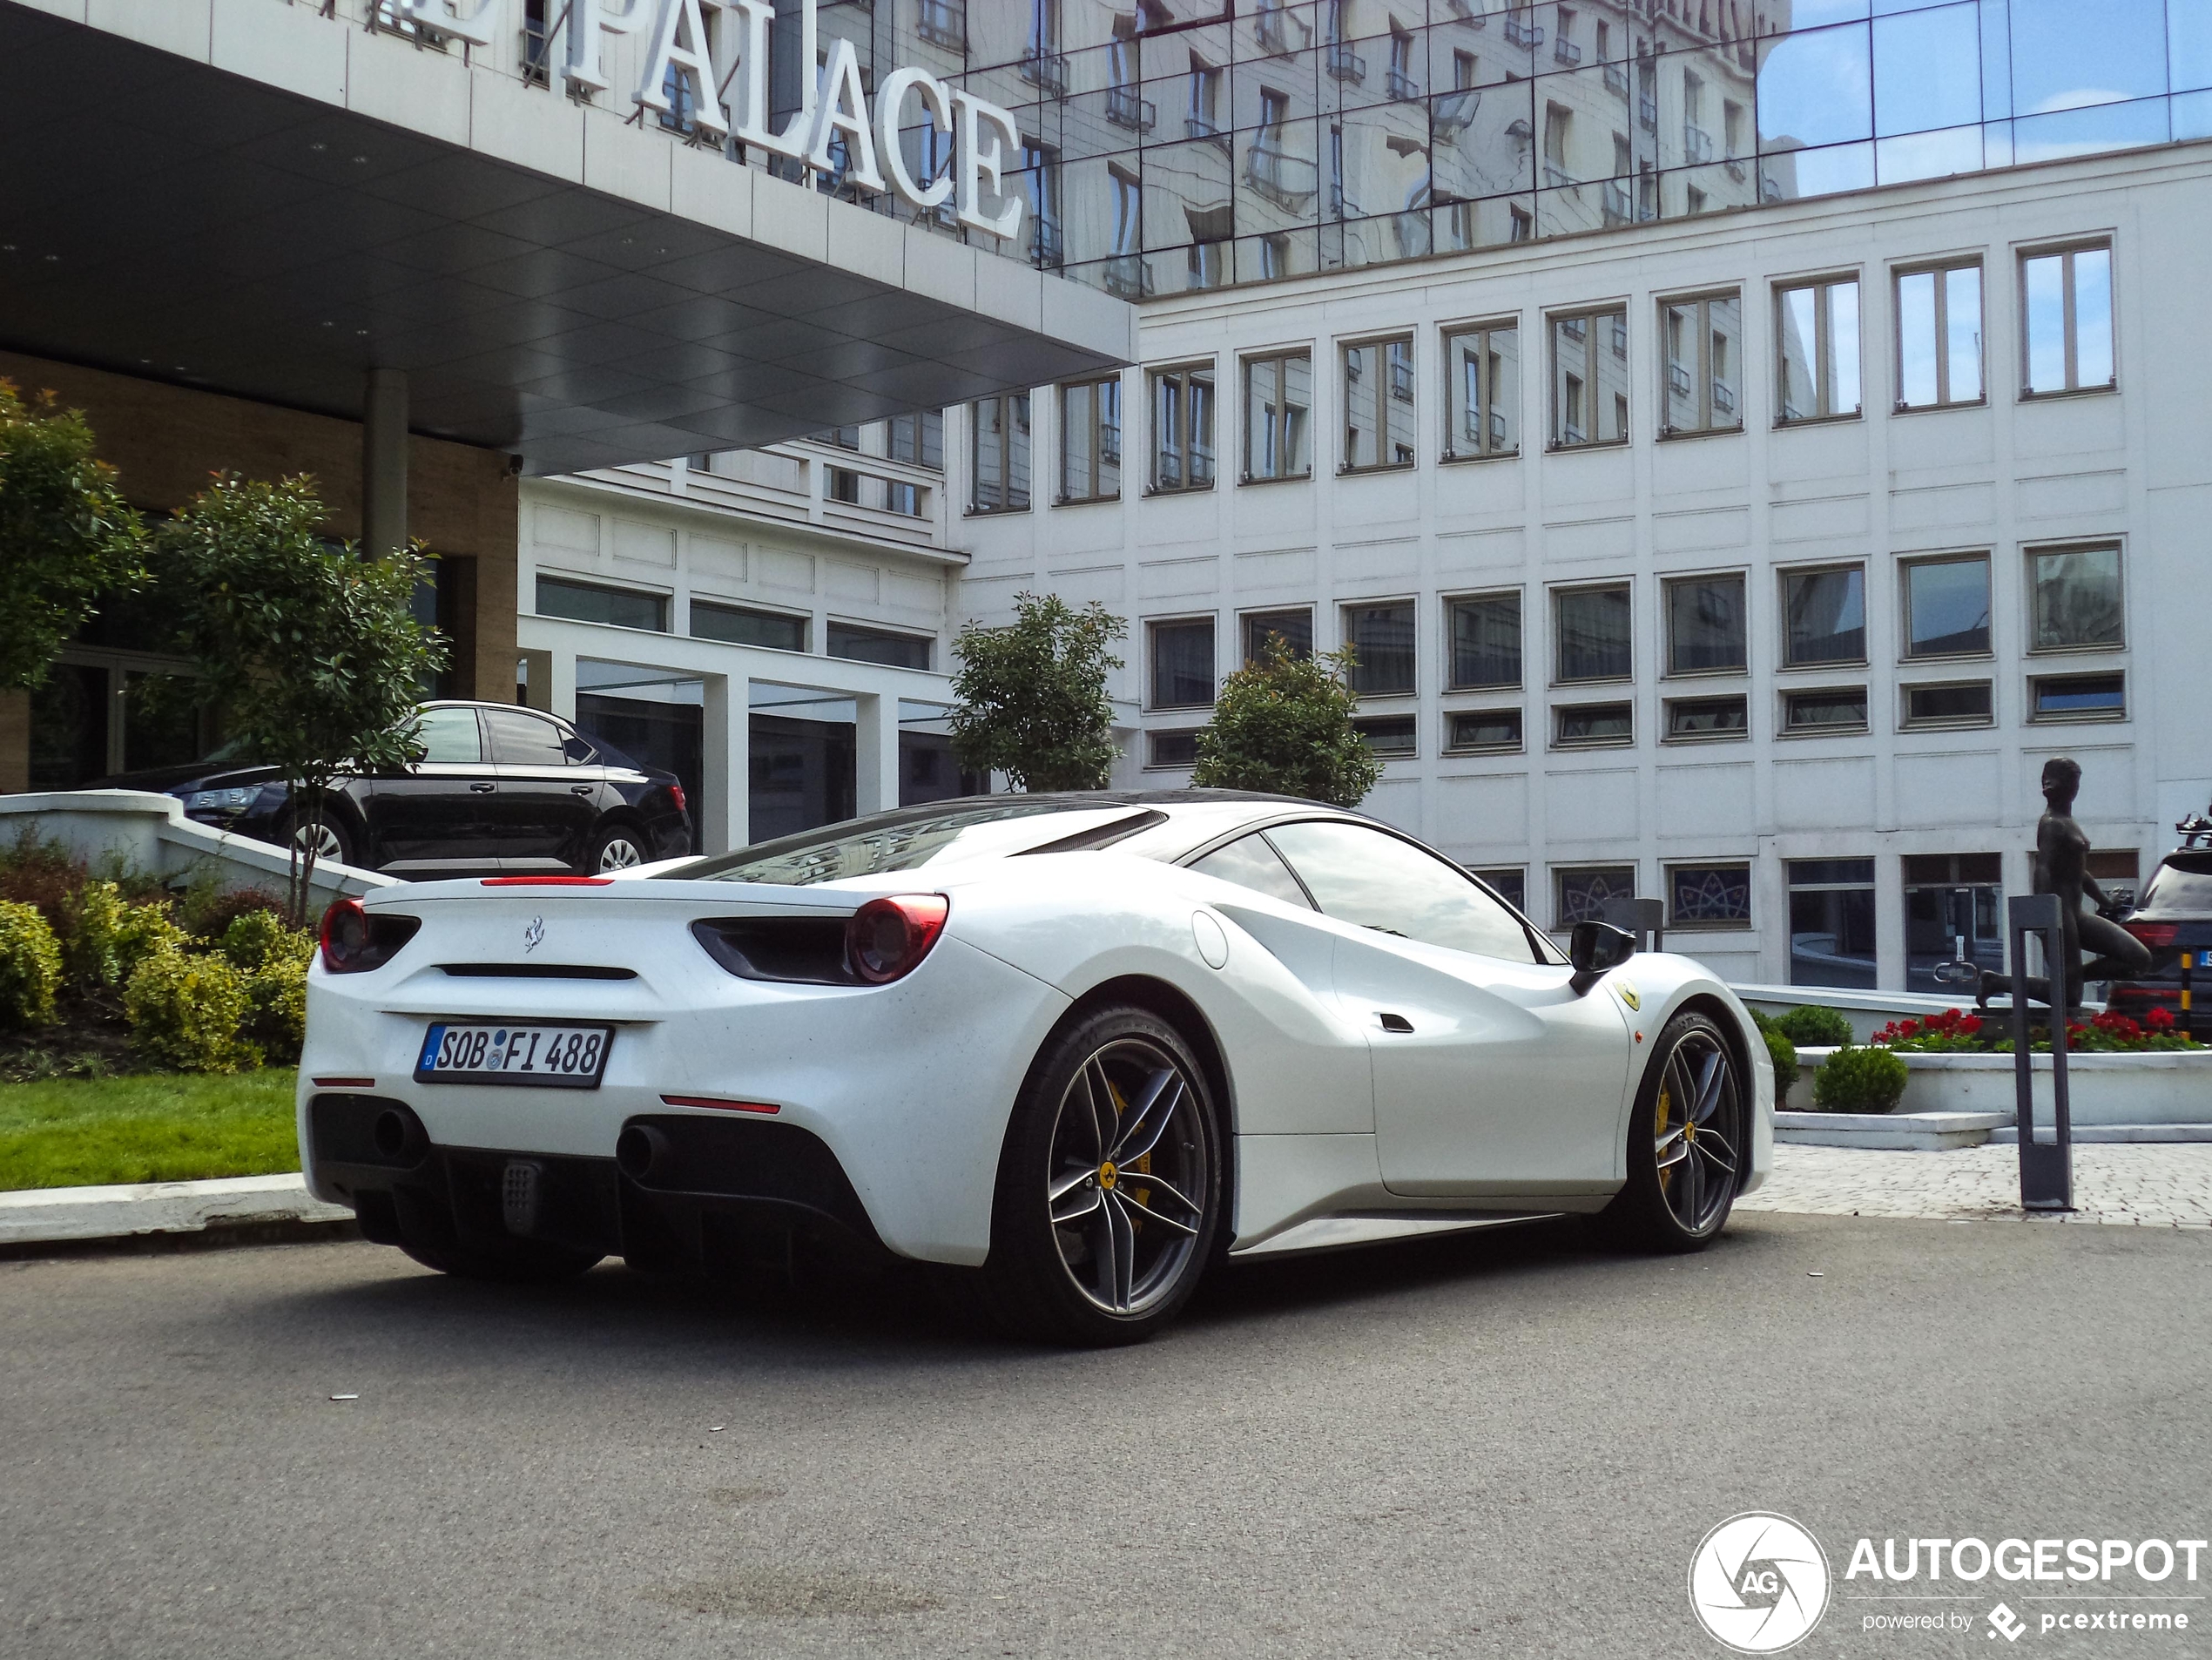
[2107,816,2212,1037]
[98,701,692,876]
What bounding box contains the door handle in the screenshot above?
[1378,1012,1414,1034]
[570,784,595,796]
[469,782,496,793]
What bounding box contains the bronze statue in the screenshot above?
[1978,757,2150,1015]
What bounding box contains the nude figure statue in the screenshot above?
[1977,757,2151,1015]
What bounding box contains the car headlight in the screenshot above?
[183,786,260,813]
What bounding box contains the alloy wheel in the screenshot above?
[1044,1036,1211,1317]
[1652,1027,1742,1233]
[293,821,344,862]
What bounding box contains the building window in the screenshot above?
[1150,363,1216,491]
[2022,242,2114,395]
[1775,276,1860,422]
[826,425,862,450]
[2029,671,2126,722]
[1058,376,1123,503]
[826,466,861,504]
[1554,701,1632,747]
[1895,261,1983,410]
[1659,292,1742,435]
[1554,584,1631,683]
[1788,858,1875,989]
[1903,852,2004,995]
[970,392,1031,512]
[1664,573,1746,675]
[1665,695,1748,741]
[691,599,806,652]
[1447,708,1523,753]
[1783,687,1868,734]
[2028,545,2123,651]
[1472,867,1527,912]
[1782,565,1866,667]
[1555,865,1637,929]
[536,575,668,632]
[1668,863,1751,930]
[1241,607,1312,663]
[888,410,944,469]
[1149,729,1201,768]
[885,480,925,517]
[1548,307,1628,448]
[1901,680,1993,729]
[1343,600,1416,695]
[827,623,932,670]
[1353,714,1417,755]
[1442,321,1519,459]
[1447,591,1521,690]
[1150,617,1216,709]
[1901,554,1991,658]
[1244,350,1312,481]
[1341,337,1415,471]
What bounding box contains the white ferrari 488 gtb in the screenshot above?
[300,792,1772,1345]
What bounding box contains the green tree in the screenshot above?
[152,475,445,921]
[949,592,1126,792]
[0,380,145,691]
[1191,635,1379,808]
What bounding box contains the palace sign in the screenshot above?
[388,0,1027,240]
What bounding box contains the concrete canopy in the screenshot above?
[0,1,1134,475]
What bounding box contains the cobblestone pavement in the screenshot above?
[1742,1141,2212,1227]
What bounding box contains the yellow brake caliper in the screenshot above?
[1656,1080,1674,1193]
[1103,1077,1150,1225]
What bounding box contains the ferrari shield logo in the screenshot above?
[1614,980,1641,1012]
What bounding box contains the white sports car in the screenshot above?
[300,791,1772,1344]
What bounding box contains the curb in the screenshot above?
[0,1173,356,1257]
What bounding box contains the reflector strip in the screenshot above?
[313,1076,375,1088]
[480,875,614,887]
[661,1094,780,1115]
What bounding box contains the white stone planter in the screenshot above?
[1791,1046,2212,1127]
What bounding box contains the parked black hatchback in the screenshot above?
[98,701,692,876]
[2107,828,2212,1038]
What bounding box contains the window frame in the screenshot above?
[1547,303,1629,450]
[1241,347,1315,483]
[1655,287,1744,439]
[2027,670,2127,725]
[825,619,934,671]
[1662,693,1750,744]
[1339,333,1418,475]
[1550,579,1634,687]
[1352,713,1418,757]
[1772,272,1862,426]
[1444,587,1524,692]
[1664,860,1754,932]
[2018,238,2118,400]
[1777,561,1869,672]
[1055,374,1123,506]
[967,390,1032,515]
[1340,597,1419,698]
[1553,863,1639,931]
[1899,678,1995,732]
[1146,613,1218,712]
[1779,685,1870,738]
[689,597,809,653]
[1239,606,1314,665]
[1443,705,1525,755]
[2023,541,2126,656]
[1145,728,1203,769]
[1661,569,1749,679]
[1147,360,1217,495]
[1551,698,1635,749]
[1892,257,1986,414]
[1440,317,1521,462]
[1898,551,1994,663]
[533,574,671,634]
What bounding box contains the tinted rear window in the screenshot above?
[2140,854,2212,915]
[692,801,1123,887]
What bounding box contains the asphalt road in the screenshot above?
[2,1213,2207,1660]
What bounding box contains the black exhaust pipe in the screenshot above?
[370,1104,428,1165]
[616,1123,672,1182]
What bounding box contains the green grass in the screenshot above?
[0,1069,300,1191]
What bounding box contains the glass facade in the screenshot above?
[704,0,2212,297]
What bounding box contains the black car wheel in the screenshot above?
[290,813,354,867]
[589,825,647,872]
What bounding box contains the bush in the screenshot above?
[1762,1027,1799,1094]
[1775,1004,1855,1048]
[1812,1044,1909,1114]
[123,947,260,1073]
[59,881,187,993]
[0,899,63,1028]
[184,882,286,943]
[0,828,86,931]
[232,918,314,1063]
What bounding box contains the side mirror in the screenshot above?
[1568,921,1636,995]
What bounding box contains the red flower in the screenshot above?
[1959,1013,1983,1036]
[2147,1007,2176,1030]
[1897,1019,1921,1038]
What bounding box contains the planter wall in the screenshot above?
[1791,1047,2212,1126]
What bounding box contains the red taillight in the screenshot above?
[845,894,950,984]
[479,875,613,887]
[319,899,422,974]
[670,783,688,815]
[2127,921,2178,948]
[661,1093,779,1114]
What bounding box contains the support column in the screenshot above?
[854,692,902,817]
[517,647,577,721]
[361,368,408,557]
[702,673,751,855]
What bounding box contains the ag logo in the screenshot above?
[1688,1513,1831,1653]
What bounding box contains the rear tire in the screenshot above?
[290,812,353,867]
[399,1238,602,1283]
[588,823,647,873]
[976,1005,1224,1346]
[1588,1011,1745,1254]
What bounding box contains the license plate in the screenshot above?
[414,1022,613,1088]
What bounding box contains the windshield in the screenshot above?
[690,800,1133,886]
[2139,854,2212,916]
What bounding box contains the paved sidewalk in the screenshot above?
[1742,1142,2212,1228]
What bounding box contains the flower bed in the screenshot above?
[1869,1005,2200,1055]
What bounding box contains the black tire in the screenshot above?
[290,811,354,868]
[976,1004,1224,1346]
[1589,1010,1746,1253]
[399,1237,603,1283]
[587,821,648,873]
